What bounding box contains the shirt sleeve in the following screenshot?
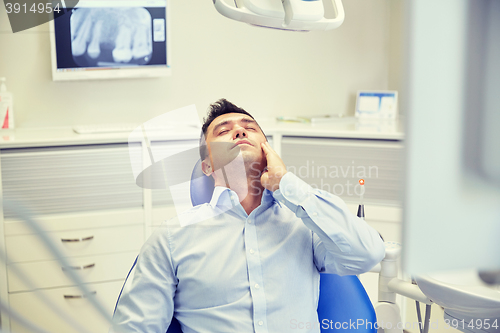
[272,172,385,276]
[110,228,178,333]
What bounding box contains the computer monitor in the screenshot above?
[49,0,170,81]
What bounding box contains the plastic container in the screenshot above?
[0,77,14,129]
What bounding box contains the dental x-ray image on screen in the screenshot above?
[71,8,155,65]
[50,0,170,81]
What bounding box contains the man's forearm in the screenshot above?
[272,172,385,275]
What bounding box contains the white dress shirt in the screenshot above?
[111,172,385,333]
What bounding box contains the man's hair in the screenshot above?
[199,99,259,160]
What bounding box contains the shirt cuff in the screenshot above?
[272,172,312,215]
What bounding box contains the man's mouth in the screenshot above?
[233,140,253,148]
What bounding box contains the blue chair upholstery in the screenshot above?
[317,273,376,332]
[118,160,377,333]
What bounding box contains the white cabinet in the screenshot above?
[0,143,145,333]
[8,252,139,293]
[281,137,403,206]
[5,224,143,264]
[9,280,124,333]
[0,143,143,217]
[280,136,404,240]
[148,139,200,228]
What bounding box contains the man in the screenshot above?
[111,99,385,333]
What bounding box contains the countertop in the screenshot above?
[0,117,404,149]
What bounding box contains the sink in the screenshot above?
[415,269,500,333]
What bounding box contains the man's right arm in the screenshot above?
[110,228,178,333]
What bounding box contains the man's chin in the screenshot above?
[241,154,264,170]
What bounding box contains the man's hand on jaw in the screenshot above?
[260,141,287,192]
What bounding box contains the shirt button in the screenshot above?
[255,284,260,289]
[249,249,255,254]
[258,321,263,326]
[280,200,285,204]
[312,212,318,216]
[248,220,252,224]
[285,191,291,196]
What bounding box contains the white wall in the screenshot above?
[388,0,405,107]
[0,0,399,128]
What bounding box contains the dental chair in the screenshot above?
[115,160,377,333]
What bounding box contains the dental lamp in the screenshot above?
[213,0,345,31]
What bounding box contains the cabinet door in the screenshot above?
[148,139,199,229]
[5,224,144,263]
[0,143,142,219]
[281,138,403,205]
[9,281,124,333]
[8,251,138,293]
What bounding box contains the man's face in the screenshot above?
[203,113,267,174]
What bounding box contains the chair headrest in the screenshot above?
[190,159,215,206]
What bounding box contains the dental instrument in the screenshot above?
[357,179,365,219]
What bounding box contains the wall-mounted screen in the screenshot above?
[50,0,170,81]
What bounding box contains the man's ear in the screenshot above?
[201,158,213,176]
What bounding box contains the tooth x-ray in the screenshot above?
[50,0,170,80]
[70,8,155,66]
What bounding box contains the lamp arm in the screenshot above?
[376,242,433,305]
[213,0,345,31]
[387,278,432,305]
[317,0,345,30]
[369,242,433,333]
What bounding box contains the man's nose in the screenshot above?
[233,126,247,139]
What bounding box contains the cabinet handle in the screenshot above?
[62,263,96,271]
[61,236,94,243]
[64,291,97,299]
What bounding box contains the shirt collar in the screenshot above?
[209,186,280,210]
[209,186,232,208]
